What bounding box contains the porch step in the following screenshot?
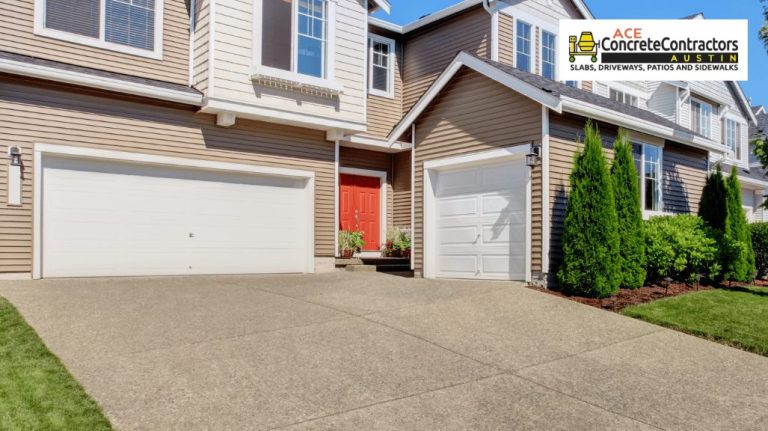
[335,257,412,274]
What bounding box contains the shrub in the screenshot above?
[644,215,720,284]
[610,130,645,289]
[750,222,768,278]
[558,121,620,298]
[722,167,755,282]
[699,165,727,231]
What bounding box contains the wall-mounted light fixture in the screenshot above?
[7,146,22,206]
[526,141,541,167]
[9,146,21,166]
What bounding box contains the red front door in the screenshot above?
[340,174,381,251]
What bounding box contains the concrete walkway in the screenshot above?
[2,272,767,430]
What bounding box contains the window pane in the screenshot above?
[372,66,388,91]
[516,21,531,72]
[297,0,326,78]
[45,0,100,38]
[262,0,293,71]
[643,145,662,211]
[297,35,323,77]
[369,38,391,93]
[105,0,155,51]
[565,81,578,88]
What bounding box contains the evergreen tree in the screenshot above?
[558,121,620,298]
[610,130,645,289]
[698,165,727,231]
[723,167,756,282]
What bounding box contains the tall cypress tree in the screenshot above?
[610,130,645,289]
[723,167,756,282]
[558,121,620,298]
[698,165,727,231]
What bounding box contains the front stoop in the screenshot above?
[335,257,412,274]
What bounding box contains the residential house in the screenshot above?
[0,0,757,285]
[724,105,768,222]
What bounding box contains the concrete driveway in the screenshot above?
[2,272,768,430]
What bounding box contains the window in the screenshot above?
[609,88,638,107]
[724,118,741,160]
[541,30,556,80]
[516,20,532,72]
[691,98,713,138]
[565,81,579,88]
[633,143,663,212]
[260,0,328,79]
[36,0,161,57]
[368,35,394,98]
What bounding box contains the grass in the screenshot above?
[623,286,768,356]
[0,297,112,430]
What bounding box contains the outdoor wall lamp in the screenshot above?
[7,146,22,206]
[9,146,21,166]
[526,141,541,167]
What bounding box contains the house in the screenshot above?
[723,105,768,223]
[0,0,757,284]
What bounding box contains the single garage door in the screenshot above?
[41,155,311,278]
[434,158,527,280]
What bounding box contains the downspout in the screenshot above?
[410,124,415,271]
[482,0,499,14]
[188,0,196,87]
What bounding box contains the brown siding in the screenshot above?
[402,7,491,113]
[193,0,210,93]
[498,14,515,65]
[413,68,543,275]
[339,147,394,230]
[0,77,336,273]
[581,81,593,92]
[364,28,403,139]
[392,150,412,227]
[0,0,190,85]
[548,112,708,274]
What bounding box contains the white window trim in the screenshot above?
[691,97,714,139]
[609,87,640,108]
[723,114,748,167]
[338,167,387,255]
[637,141,664,218]
[33,0,164,60]
[367,33,395,99]
[539,28,557,81]
[252,0,340,91]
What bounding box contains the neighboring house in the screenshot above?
[0,0,758,285]
[724,105,768,222]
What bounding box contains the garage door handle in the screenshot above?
[473,234,480,244]
[189,233,195,238]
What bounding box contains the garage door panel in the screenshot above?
[438,255,478,274]
[481,193,525,214]
[438,226,479,245]
[438,196,478,217]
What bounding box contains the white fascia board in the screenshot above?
[402,0,484,33]
[738,175,768,189]
[729,81,759,126]
[201,98,367,133]
[560,96,726,155]
[387,52,562,145]
[369,0,391,15]
[0,57,202,106]
[572,0,594,19]
[368,17,402,33]
[342,135,412,152]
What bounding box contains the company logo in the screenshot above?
[558,20,748,81]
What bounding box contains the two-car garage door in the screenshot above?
[41,155,312,278]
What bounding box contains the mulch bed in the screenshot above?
[528,282,713,312]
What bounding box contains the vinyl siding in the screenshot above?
[392,150,412,227]
[0,0,190,85]
[193,0,210,93]
[339,147,394,230]
[581,81,592,92]
[211,0,367,126]
[413,68,543,275]
[402,6,491,113]
[0,77,336,273]
[364,28,403,139]
[548,112,708,274]
[498,13,515,65]
[646,81,677,122]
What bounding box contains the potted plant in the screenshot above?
[339,230,366,258]
[384,228,402,257]
[396,228,412,258]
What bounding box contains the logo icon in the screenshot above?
[569,32,598,63]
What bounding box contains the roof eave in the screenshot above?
[369,0,391,15]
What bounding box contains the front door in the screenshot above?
[340,174,381,251]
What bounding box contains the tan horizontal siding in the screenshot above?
[498,14,515,66]
[402,6,491,113]
[364,28,403,139]
[339,147,394,230]
[413,68,543,276]
[0,77,336,273]
[581,81,593,92]
[663,142,707,214]
[0,0,189,85]
[392,151,412,228]
[193,0,210,93]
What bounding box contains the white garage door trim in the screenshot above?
[32,144,316,279]
[423,145,532,282]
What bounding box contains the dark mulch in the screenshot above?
[528,282,713,312]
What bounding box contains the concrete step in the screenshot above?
[345,264,377,272]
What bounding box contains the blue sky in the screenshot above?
[374,0,768,108]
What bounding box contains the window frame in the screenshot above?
[609,88,639,107]
[634,142,665,217]
[367,33,395,99]
[723,116,744,163]
[252,0,339,90]
[34,0,164,59]
[540,29,556,80]
[691,97,713,138]
[514,19,533,72]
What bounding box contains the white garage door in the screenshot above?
[41,155,311,278]
[434,158,527,280]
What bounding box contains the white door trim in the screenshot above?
[33,144,316,279]
[423,145,532,282]
[338,166,387,252]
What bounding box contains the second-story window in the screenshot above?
[724,118,742,160]
[609,88,638,107]
[516,21,532,72]
[541,31,556,80]
[368,35,395,98]
[261,0,328,79]
[37,0,161,57]
[691,98,713,138]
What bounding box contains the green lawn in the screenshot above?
[0,297,112,430]
[623,286,768,356]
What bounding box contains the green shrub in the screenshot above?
[610,130,645,289]
[644,215,720,284]
[699,165,727,231]
[750,222,768,278]
[722,167,756,282]
[558,121,620,298]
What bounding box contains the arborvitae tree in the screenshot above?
[610,130,645,289]
[558,121,620,298]
[723,167,756,282]
[698,166,727,231]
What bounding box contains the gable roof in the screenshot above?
[753,106,766,115]
[388,52,725,155]
[753,110,768,138]
[728,81,759,126]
